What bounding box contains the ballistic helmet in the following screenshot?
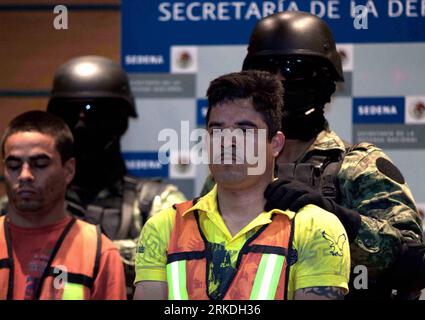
[242,11,344,81]
[47,56,137,117]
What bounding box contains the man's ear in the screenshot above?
[271,131,285,157]
[63,157,76,185]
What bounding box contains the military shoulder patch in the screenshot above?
[376,157,405,184]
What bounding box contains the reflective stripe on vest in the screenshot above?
[167,253,286,300]
[166,260,188,300]
[166,200,294,300]
[250,253,285,300]
[62,283,84,300]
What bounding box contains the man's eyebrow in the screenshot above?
[235,121,258,127]
[207,121,224,128]
[5,154,51,162]
[208,121,259,128]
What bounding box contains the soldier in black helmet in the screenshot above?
[202,12,424,299]
[12,56,185,298]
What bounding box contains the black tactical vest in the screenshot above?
[276,147,347,203]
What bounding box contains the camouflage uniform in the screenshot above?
[299,130,422,276]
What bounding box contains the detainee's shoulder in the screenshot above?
[293,204,350,266]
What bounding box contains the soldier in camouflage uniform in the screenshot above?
[1,56,186,298]
[202,12,424,299]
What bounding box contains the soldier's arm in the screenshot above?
[338,145,423,276]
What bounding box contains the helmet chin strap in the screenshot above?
[282,106,326,141]
[282,103,317,118]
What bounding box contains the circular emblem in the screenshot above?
[409,101,425,120]
[176,51,193,69]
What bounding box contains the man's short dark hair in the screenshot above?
[1,110,74,163]
[206,70,283,140]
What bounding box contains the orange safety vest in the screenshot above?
[166,200,296,300]
[0,216,101,300]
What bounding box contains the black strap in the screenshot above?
[167,251,206,264]
[43,224,101,292]
[117,180,137,239]
[34,217,76,300]
[193,210,218,300]
[0,258,10,269]
[92,224,102,284]
[241,245,288,256]
[46,266,95,289]
[284,215,296,300]
[4,218,14,300]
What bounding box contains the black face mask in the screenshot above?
[72,118,120,158]
[50,99,128,155]
[281,75,335,141]
[49,99,129,190]
[72,118,128,192]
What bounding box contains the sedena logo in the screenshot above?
[353,97,404,124]
[358,104,398,116]
[125,55,164,65]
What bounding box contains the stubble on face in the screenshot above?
[207,99,273,190]
[3,132,69,220]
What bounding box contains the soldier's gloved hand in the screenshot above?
[264,179,361,242]
[386,239,425,293]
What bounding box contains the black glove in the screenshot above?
[384,239,425,293]
[264,179,361,242]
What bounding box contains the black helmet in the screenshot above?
[47,55,137,117]
[242,11,344,82]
